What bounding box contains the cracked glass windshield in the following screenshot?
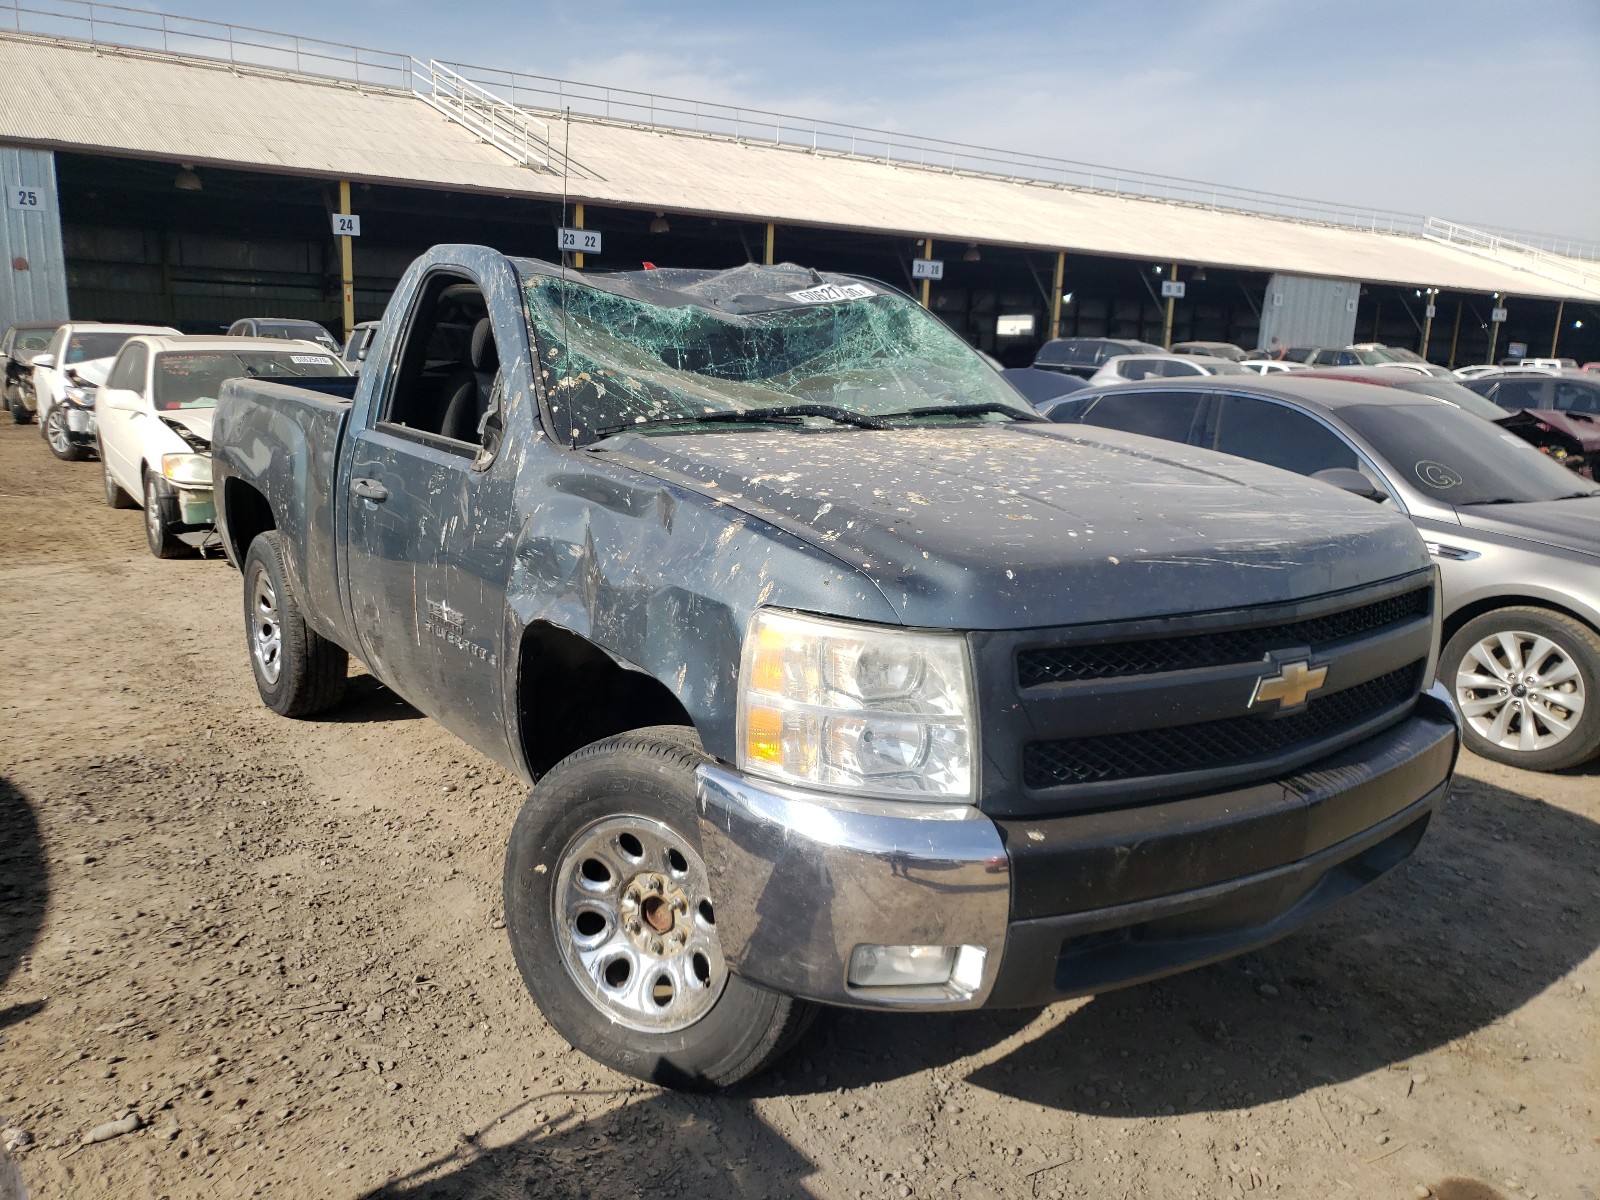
[520,264,1033,445]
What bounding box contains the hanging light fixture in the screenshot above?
[649,212,670,234]
[174,163,202,192]
[963,243,980,262]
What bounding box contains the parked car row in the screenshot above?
[2,315,353,557]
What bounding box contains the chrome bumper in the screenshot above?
[695,765,1011,1010]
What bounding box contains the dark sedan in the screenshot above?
[1046,375,1600,771]
[1032,336,1165,379]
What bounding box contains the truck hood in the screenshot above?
[1455,496,1600,562]
[600,423,1430,629]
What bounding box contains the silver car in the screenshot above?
[1045,375,1600,770]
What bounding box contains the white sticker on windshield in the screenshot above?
[787,282,875,305]
[291,355,333,365]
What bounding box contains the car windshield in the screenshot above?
[255,321,337,346]
[1200,360,1252,375]
[1382,347,1424,363]
[522,271,1034,445]
[1338,402,1600,505]
[152,350,346,411]
[65,331,135,364]
[1389,377,1511,421]
[16,330,53,352]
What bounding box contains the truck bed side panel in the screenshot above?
[214,379,352,648]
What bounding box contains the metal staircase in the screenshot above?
[1422,217,1599,294]
[412,59,552,171]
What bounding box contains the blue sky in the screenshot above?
[163,0,1599,240]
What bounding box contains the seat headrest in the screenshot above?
[470,317,498,375]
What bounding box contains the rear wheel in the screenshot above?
[43,406,86,460]
[241,531,347,717]
[1442,606,1600,771]
[143,473,189,558]
[101,448,136,508]
[504,726,816,1089]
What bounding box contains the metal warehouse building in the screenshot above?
[0,1,1596,366]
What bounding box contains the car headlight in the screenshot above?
[161,453,213,487]
[64,385,94,407]
[737,608,976,801]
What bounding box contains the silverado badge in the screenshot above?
[1250,660,1328,712]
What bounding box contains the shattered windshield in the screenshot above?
[520,266,1032,445]
[153,351,347,411]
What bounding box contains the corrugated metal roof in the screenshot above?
[0,33,1594,303]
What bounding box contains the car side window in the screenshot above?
[1491,379,1548,409]
[1552,381,1600,414]
[1042,395,1096,423]
[1212,396,1359,475]
[45,327,67,360]
[379,274,501,457]
[1077,389,1204,444]
[105,345,142,392]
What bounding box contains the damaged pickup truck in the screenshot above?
[212,246,1460,1088]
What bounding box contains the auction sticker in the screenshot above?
[291,355,334,365]
[788,282,874,304]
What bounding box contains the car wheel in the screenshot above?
[241,531,347,717]
[43,406,86,461]
[8,394,29,424]
[1442,606,1600,771]
[101,448,136,509]
[143,473,190,558]
[504,726,817,1090]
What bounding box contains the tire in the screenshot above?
[504,726,817,1090]
[143,473,190,558]
[8,394,28,424]
[101,448,136,509]
[1441,605,1600,771]
[43,405,86,460]
[241,531,347,717]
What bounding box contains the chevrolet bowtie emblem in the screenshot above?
[1250,660,1328,711]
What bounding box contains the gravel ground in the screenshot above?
[0,421,1596,1200]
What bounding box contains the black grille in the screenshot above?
[1022,663,1423,789]
[1018,587,1431,687]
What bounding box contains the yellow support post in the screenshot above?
[1551,300,1565,357]
[1448,300,1463,368]
[764,222,775,266]
[337,179,355,339]
[1420,289,1435,362]
[1162,262,1178,349]
[574,203,585,270]
[921,239,934,308]
[1050,252,1065,340]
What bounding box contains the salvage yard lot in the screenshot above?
[0,421,1595,1200]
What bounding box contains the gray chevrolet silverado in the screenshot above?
[211,245,1459,1088]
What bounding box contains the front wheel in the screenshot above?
[1442,606,1600,771]
[241,531,347,717]
[43,406,86,460]
[8,393,29,424]
[504,726,816,1089]
[143,473,189,558]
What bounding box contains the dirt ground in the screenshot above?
[0,420,1596,1200]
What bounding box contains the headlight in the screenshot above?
[64,385,94,407]
[737,608,975,801]
[161,453,213,487]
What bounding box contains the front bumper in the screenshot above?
[697,681,1459,1011]
[62,402,96,444]
[173,485,216,528]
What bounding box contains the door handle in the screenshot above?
[352,477,389,502]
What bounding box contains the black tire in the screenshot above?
[102,448,136,509]
[240,531,348,717]
[504,726,817,1090]
[143,473,190,558]
[1441,605,1600,771]
[8,394,29,424]
[42,405,87,460]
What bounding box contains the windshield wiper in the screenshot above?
[1550,491,1600,501]
[883,402,1045,422]
[233,354,260,378]
[1462,497,1523,505]
[595,404,891,439]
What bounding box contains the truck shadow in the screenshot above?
[357,1088,818,1199]
[769,773,1599,1116]
[0,777,49,1030]
[322,674,425,725]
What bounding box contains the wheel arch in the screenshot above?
[512,620,695,779]
[1443,593,1600,647]
[221,477,276,571]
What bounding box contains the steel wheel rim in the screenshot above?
[45,408,68,454]
[1455,628,1586,754]
[552,814,727,1034]
[144,480,162,544]
[250,566,283,684]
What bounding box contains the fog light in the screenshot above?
[848,944,957,988]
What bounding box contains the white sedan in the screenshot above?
[30,322,179,459]
[95,335,349,557]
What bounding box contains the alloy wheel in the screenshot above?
[1454,629,1586,754]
